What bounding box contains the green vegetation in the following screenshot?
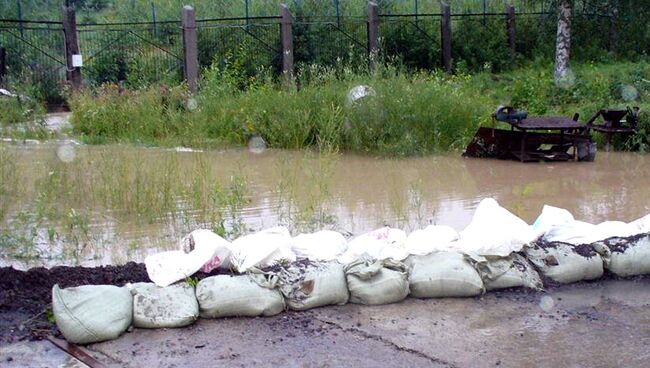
[69,59,650,155]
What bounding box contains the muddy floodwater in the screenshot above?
[1,141,649,268]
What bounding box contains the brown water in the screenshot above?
[1,141,649,268]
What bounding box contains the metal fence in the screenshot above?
[0,4,647,101]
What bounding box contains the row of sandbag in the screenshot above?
[52,231,650,346]
[144,199,650,288]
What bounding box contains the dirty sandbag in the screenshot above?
[229,226,296,273]
[457,198,537,257]
[195,275,285,318]
[344,257,409,305]
[468,253,543,291]
[130,282,198,329]
[181,229,232,273]
[338,227,408,264]
[592,233,650,277]
[406,252,484,298]
[290,230,348,261]
[146,232,223,287]
[52,284,133,345]
[524,240,603,284]
[256,261,349,311]
[405,225,459,256]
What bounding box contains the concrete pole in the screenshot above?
[182,5,199,94]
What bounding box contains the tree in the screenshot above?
[553,0,573,84]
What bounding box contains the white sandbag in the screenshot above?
[131,282,198,329]
[405,225,459,256]
[338,227,408,264]
[345,257,409,305]
[261,261,349,311]
[593,234,650,277]
[229,226,296,272]
[145,234,221,287]
[630,214,650,233]
[290,230,348,261]
[524,241,603,284]
[544,220,640,245]
[531,205,575,237]
[468,253,543,290]
[181,229,232,272]
[52,284,132,345]
[406,252,484,298]
[456,198,537,256]
[195,275,285,318]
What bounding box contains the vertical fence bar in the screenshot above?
[441,2,452,73]
[182,5,199,94]
[62,4,82,90]
[17,0,24,37]
[334,0,341,27]
[482,0,487,25]
[245,0,250,26]
[367,2,379,59]
[507,5,516,56]
[414,0,419,23]
[0,47,6,87]
[608,7,619,55]
[151,3,158,38]
[280,3,294,84]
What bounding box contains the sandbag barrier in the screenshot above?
[52,200,650,345]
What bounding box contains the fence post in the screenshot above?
[0,47,6,87]
[182,5,199,94]
[62,4,82,90]
[440,2,452,74]
[506,5,516,56]
[280,4,294,84]
[608,8,619,55]
[368,2,379,59]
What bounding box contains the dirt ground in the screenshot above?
[1,263,650,367]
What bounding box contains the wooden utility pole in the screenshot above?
[367,2,379,59]
[62,4,82,90]
[182,6,199,94]
[280,4,294,84]
[0,47,6,87]
[440,2,452,73]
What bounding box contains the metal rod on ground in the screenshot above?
[62,4,82,91]
[17,0,24,37]
[181,5,199,94]
[151,2,158,38]
[440,2,452,74]
[367,1,379,66]
[507,5,516,57]
[280,3,294,85]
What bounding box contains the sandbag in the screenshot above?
[290,230,348,261]
[469,253,543,291]
[181,229,232,272]
[531,205,575,238]
[344,257,409,305]
[131,282,198,329]
[52,284,133,345]
[195,275,285,318]
[630,214,650,233]
[524,241,603,284]
[404,225,459,256]
[259,261,349,311]
[593,233,650,277]
[229,226,296,272]
[406,252,484,298]
[456,198,537,256]
[338,227,408,264]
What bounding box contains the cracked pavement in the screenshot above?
[3,278,650,367]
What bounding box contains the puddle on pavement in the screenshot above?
[1,141,649,268]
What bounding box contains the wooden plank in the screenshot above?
[280,4,294,84]
[62,5,82,90]
[182,6,199,94]
[440,2,452,74]
[47,336,108,368]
